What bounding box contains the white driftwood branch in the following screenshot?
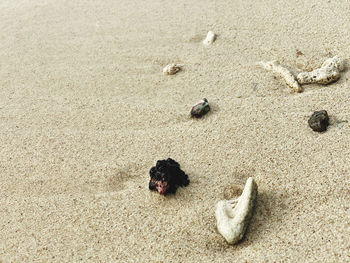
[297,56,344,85]
[258,60,302,93]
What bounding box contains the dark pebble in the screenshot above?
[191,98,210,118]
[308,110,329,132]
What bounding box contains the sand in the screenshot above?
[0,0,349,262]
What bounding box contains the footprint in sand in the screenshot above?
[105,163,140,192]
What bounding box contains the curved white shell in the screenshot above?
[215,177,258,244]
[163,64,182,75]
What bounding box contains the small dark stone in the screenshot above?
[308,110,329,132]
[149,158,189,195]
[191,98,210,118]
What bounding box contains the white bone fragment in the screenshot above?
[258,60,302,93]
[163,64,182,75]
[297,56,344,85]
[202,31,216,45]
[215,177,258,244]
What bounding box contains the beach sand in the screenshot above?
[0,0,349,262]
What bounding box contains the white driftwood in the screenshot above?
[258,60,302,93]
[297,56,344,85]
[215,177,258,244]
[202,31,216,45]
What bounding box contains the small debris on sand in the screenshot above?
[149,158,189,195]
[297,56,344,85]
[190,98,210,118]
[202,31,216,45]
[215,177,258,244]
[308,110,329,132]
[258,60,302,93]
[163,64,182,75]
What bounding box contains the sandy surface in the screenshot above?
[1,0,350,262]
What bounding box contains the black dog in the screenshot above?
[149,158,189,195]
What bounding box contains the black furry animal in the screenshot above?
[149,158,189,195]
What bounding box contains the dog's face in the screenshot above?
[149,158,189,195]
[149,177,170,195]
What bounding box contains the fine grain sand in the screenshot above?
[1,0,350,262]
